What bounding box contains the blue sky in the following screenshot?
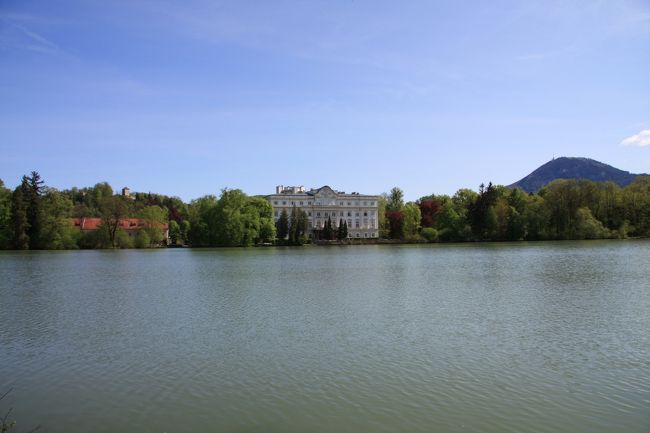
[1,0,649,201]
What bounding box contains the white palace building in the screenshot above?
[267,185,380,239]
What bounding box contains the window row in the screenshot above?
[308,219,376,229]
[274,210,375,217]
[272,200,376,206]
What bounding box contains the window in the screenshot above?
[355,212,359,217]
[317,212,321,217]
[340,211,344,216]
[300,201,303,205]
[371,201,375,206]
[355,201,359,205]
[355,220,360,228]
[347,212,351,217]
[347,219,352,227]
[371,232,376,238]
[339,202,343,206]
[364,233,368,238]
[273,201,278,205]
[363,212,367,217]
[363,201,367,206]
[274,211,279,216]
[282,201,286,205]
[356,233,360,238]
[308,212,312,216]
[347,202,351,206]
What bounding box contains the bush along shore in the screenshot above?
[1,172,649,250]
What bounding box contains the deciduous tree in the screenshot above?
[100,196,128,248]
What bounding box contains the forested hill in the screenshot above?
[510,157,646,193]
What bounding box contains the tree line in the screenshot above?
[1,172,649,249]
[381,177,650,242]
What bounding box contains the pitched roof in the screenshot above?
[71,218,168,231]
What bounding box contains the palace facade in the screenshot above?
[267,185,379,239]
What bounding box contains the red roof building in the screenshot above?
[71,218,169,244]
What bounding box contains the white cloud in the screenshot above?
[621,130,650,147]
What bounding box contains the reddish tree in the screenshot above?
[386,210,405,239]
[418,199,441,228]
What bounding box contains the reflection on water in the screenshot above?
[1,242,649,432]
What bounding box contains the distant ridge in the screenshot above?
[510,157,647,193]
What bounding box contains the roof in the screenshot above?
[71,218,168,231]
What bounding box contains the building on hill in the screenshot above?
[71,218,169,244]
[267,185,379,239]
[121,187,134,199]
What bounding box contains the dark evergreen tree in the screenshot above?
[288,207,308,245]
[0,180,11,249]
[25,172,44,248]
[11,182,30,249]
[469,182,498,240]
[337,218,346,240]
[276,209,289,241]
[322,216,334,240]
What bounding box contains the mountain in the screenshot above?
[510,157,646,193]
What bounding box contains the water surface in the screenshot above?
[1,242,649,432]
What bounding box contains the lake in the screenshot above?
[1,242,649,432]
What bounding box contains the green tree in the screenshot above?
[91,182,113,210]
[139,205,168,246]
[115,229,133,248]
[99,195,129,248]
[259,217,277,244]
[243,196,275,245]
[211,189,247,246]
[436,201,467,242]
[134,230,151,248]
[421,227,438,242]
[575,207,610,239]
[506,205,526,241]
[187,195,217,246]
[169,220,181,245]
[523,195,549,240]
[377,194,389,238]
[180,220,191,244]
[622,176,650,237]
[403,203,422,240]
[39,188,79,249]
[387,187,404,212]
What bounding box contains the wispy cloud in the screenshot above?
[0,15,60,54]
[621,130,650,147]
